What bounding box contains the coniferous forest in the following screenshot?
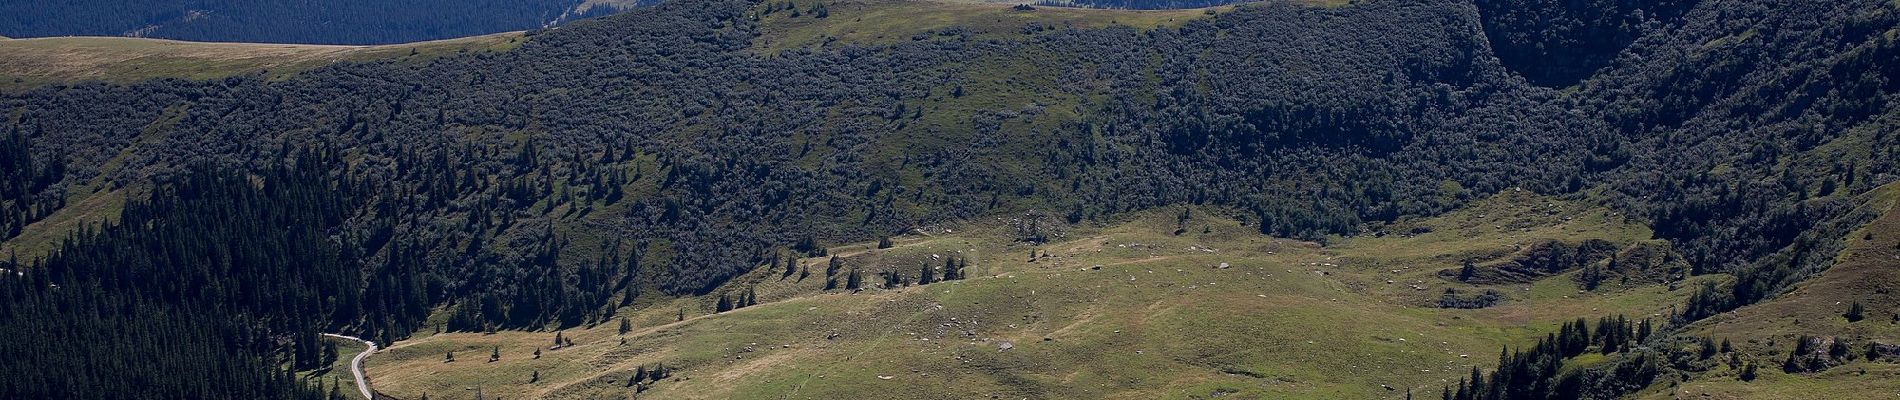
[2,0,1898,398]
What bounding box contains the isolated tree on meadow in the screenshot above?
[1829,337,1852,361]
[1845,302,1866,322]
[846,269,864,290]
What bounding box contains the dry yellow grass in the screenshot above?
[0,32,525,92]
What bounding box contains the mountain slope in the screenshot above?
[0,0,1895,398]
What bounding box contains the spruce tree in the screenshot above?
[1845,302,1866,322]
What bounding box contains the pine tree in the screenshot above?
[1466,366,1483,398]
[846,269,864,290]
[1845,302,1866,322]
[877,236,893,249]
[445,351,455,362]
[716,294,733,312]
[1636,317,1652,343]
[619,317,632,335]
[810,2,828,18]
[321,341,338,367]
[490,346,501,362]
[919,262,936,284]
[1739,363,1758,381]
[1458,260,1476,282]
[1828,337,1851,361]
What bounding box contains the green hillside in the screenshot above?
[365,191,1711,399]
[1632,183,1900,399]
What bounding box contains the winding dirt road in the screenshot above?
[320,333,377,399]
